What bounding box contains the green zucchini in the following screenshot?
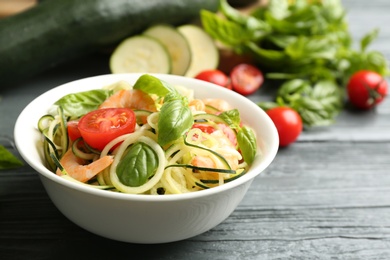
[110,35,172,74]
[178,24,219,77]
[143,24,192,75]
[0,0,218,87]
[72,138,96,161]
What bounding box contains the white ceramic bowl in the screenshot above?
[14,73,278,244]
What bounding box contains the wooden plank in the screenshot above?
[243,142,390,208]
[1,142,389,258]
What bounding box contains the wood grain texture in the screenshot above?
[1,0,390,259]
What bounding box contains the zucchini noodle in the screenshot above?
[37,78,257,195]
[38,108,69,171]
[146,112,159,130]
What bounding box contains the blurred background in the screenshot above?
[0,0,261,18]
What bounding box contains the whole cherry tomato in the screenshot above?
[230,63,263,96]
[78,108,136,150]
[266,107,303,147]
[347,70,388,109]
[194,69,230,89]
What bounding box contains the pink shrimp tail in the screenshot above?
[56,149,113,183]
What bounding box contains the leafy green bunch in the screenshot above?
[201,0,389,127]
[258,79,343,126]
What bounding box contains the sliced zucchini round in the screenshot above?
[110,35,172,74]
[143,24,191,76]
[178,25,219,78]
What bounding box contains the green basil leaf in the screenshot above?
[267,0,289,20]
[264,12,309,35]
[245,42,289,68]
[320,0,345,22]
[163,92,182,103]
[219,0,271,33]
[133,74,177,97]
[201,10,252,49]
[365,51,390,76]
[237,126,257,165]
[158,99,193,146]
[278,79,343,127]
[277,79,311,99]
[55,89,112,119]
[311,80,341,99]
[257,101,279,111]
[285,36,337,61]
[360,28,379,52]
[267,35,298,49]
[116,142,158,187]
[0,145,23,169]
[218,109,241,129]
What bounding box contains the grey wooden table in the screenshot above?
[1,1,390,259]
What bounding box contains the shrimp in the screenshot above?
[192,156,216,168]
[202,98,231,113]
[191,124,241,173]
[191,149,241,174]
[56,149,113,183]
[212,124,237,148]
[188,99,205,112]
[191,155,219,180]
[99,89,157,112]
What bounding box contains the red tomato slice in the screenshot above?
[192,123,216,134]
[67,120,81,141]
[230,63,264,96]
[78,108,136,151]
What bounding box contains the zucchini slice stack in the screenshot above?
[109,24,219,77]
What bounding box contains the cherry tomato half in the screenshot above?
[192,123,216,134]
[266,107,303,147]
[78,108,136,150]
[67,120,81,141]
[194,69,230,89]
[347,70,388,109]
[192,123,237,146]
[230,63,264,96]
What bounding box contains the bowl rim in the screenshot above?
[14,73,278,202]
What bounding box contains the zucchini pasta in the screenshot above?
[37,74,258,194]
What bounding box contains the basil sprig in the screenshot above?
[259,79,343,127]
[237,126,257,165]
[202,0,389,128]
[219,109,257,165]
[55,89,112,119]
[202,0,388,82]
[133,74,177,96]
[158,98,193,146]
[133,74,193,146]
